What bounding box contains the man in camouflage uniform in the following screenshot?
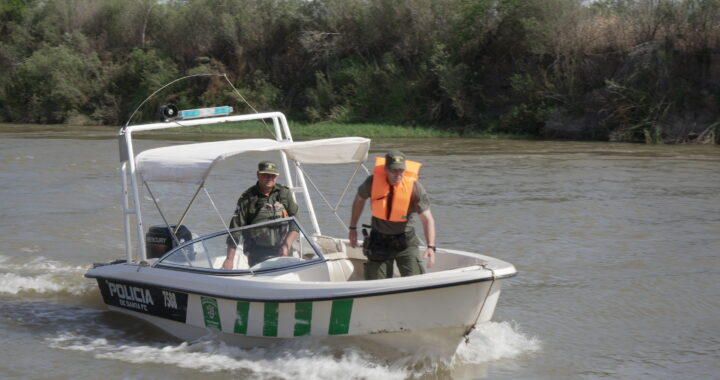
[222,161,299,269]
[348,150,436,280]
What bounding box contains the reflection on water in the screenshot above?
[0,129,718,379]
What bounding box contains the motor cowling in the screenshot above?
[145,225,192,259]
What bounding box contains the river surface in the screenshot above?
[1,126,719,379]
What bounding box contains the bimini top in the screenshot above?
[135,137,371,184]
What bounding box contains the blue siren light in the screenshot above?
[179,106,233,119]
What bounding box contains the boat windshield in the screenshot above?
[155,217,324,273]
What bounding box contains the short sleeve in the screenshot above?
[412,181,431,213]
[357,175,373,199]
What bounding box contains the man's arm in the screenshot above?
[222,199,245,270]
[278,230,298,256]
[418,209,436,268]
[348,194,367,248]
[222,246,236,269]
[277,189,301,256]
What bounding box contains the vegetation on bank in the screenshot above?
[140,121,531,140]
[1,0,718,144]
[0,120,531,140]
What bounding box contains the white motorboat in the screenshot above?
[85,95,517,358]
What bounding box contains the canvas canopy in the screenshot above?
[135,137,371,184]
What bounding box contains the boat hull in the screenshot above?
[93,274,503,357]
[109,304,475,358]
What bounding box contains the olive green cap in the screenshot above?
[257,161,279,175]
[385,150,406,170]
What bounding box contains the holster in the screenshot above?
[362,227,408,262]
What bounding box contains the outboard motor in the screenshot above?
[146,225,192,259]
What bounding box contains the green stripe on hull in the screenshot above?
[225,299,354,337]
[294,302,312,336]
[234,301,250,334]
[263,302,279,337]
[328,299,353,335]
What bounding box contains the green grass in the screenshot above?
[145,120,530,140]
[0,120,534,141]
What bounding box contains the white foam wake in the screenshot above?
[0,255,93,296]
[456,321,541,364]
[47,333,409,379]
[46,321,539,379]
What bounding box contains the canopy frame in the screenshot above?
[118,112,369,263]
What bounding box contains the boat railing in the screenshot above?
[153,217,326,275]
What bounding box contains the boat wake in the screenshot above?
[44,319,540,379]
[48,334,409,379]
[456,321,541,365]
[0,254,94,297]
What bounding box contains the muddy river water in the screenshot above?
[1,126,718,379]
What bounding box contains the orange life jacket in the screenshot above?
[371,157,422,222]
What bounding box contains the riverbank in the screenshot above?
[0,121,531,141]
[3,121,719,145]
[158,121,533,140]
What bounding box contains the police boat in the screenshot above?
[85,97,517,358]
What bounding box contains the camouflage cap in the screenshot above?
[257,161,279,175]
[384,150,406,170]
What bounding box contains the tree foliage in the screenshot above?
[0,0,718,142]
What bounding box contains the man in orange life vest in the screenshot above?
[348,150,436,280]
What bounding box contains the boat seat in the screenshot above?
[314,235,343,254]
[312,236,366,282]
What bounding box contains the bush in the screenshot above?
[112,47,180,124]
[304,55,418,124]
[3,45,104,123]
